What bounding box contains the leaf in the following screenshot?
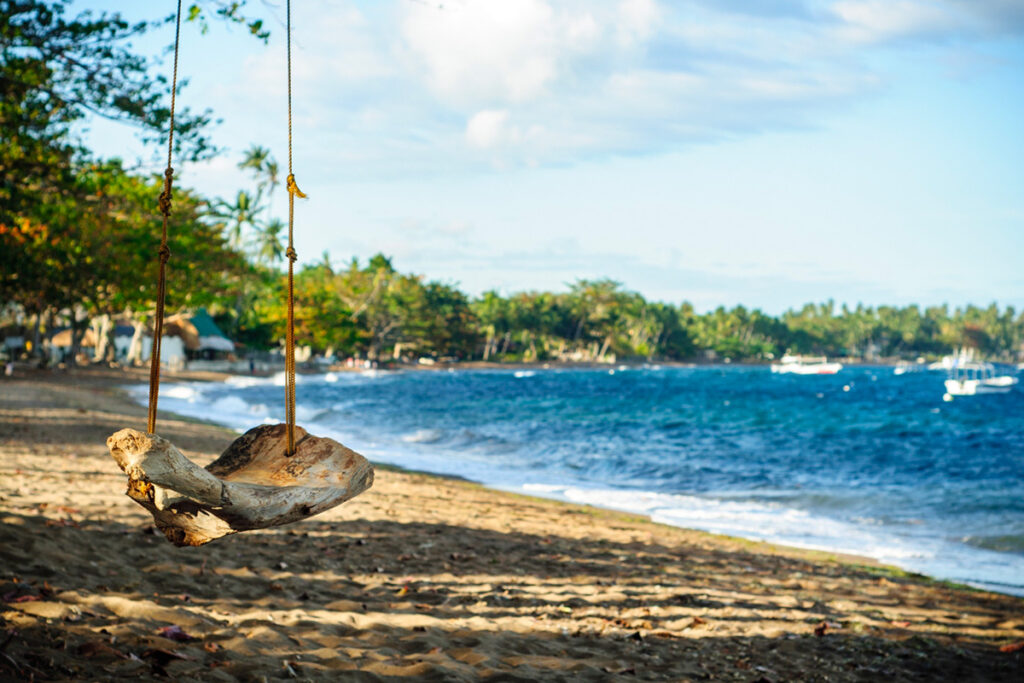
[1000,641,1024,653]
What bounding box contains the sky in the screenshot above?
[78,0,1024,314]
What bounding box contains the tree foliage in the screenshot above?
[238,267,1024,364]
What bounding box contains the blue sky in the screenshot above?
[79,0,1024,313]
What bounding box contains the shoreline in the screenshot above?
[2,367,1023,680]
[113,364,1023,597]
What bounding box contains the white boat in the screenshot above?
[944,361,1019,397]
[929,348,977,372]
[770,354,842,375]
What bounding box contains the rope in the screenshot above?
[147,0,183,435]
[284,0,306,456]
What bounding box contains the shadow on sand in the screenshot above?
[2,510,1022,681]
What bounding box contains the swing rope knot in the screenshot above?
[157,188,173,216]
[286,246,298,262]
[286,174,307,198]
[158,244,171,263]
[158,167,175,216]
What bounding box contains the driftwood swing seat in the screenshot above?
[108,425,373,546]
[108,1,372,546]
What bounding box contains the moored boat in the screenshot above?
[770,354,842,375]
[944,361,1019,397]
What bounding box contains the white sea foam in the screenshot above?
[224,375,270,388]
[512,483,1024,594]
[522,483,565,493]
[402,429,445,444]
[294,404,325,422]
[513,370,535,378]
[211,395,250,415]
[161,385,198,401]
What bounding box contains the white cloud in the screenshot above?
[465,109,511,148]
[617,0,660,45]
[830,0,961,42]
[828,0,1024,42]
[208,0,1024,177]
[401,0,562,104]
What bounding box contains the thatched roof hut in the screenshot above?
[163,309,234,352]
[50,328,98,348]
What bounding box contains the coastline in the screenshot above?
[1,367,1022,680]
[120,363,1024,596]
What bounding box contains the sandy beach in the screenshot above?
[1,368,1022,681]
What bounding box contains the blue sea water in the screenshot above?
[134,365,1024,594]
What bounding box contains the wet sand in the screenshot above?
[1,367,1022,681]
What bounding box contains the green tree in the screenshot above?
[472,290,511,360]
[0,0,233,225]
[254,217,286,266]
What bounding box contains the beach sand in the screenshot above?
[1,368,1022,681]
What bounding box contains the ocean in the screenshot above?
[131,364,1024,594]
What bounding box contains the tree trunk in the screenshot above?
[30,312,42,359]
[43,308,55,363]
[92,314,113,363]
[126,317,147,366]
[69,308,85,367]
[482,329,493,361]
[573,315,585,342]
[105,315,118,363]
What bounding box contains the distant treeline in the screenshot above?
[2,156,1020,365]
[246,256,1022,363]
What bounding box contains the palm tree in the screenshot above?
[263,158,280,195]
[239,145,281,210]
[238,145,271,177]
[211,189,262,250]
[253,218,286,265]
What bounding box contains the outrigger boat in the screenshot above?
[770,354,842,375]
[944,360,1018,397]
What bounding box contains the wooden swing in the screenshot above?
[107,0,373,547]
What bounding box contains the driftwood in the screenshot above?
[107,424,374,546]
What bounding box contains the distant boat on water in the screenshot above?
[770,354,842,375]
[943,355,1019,398]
